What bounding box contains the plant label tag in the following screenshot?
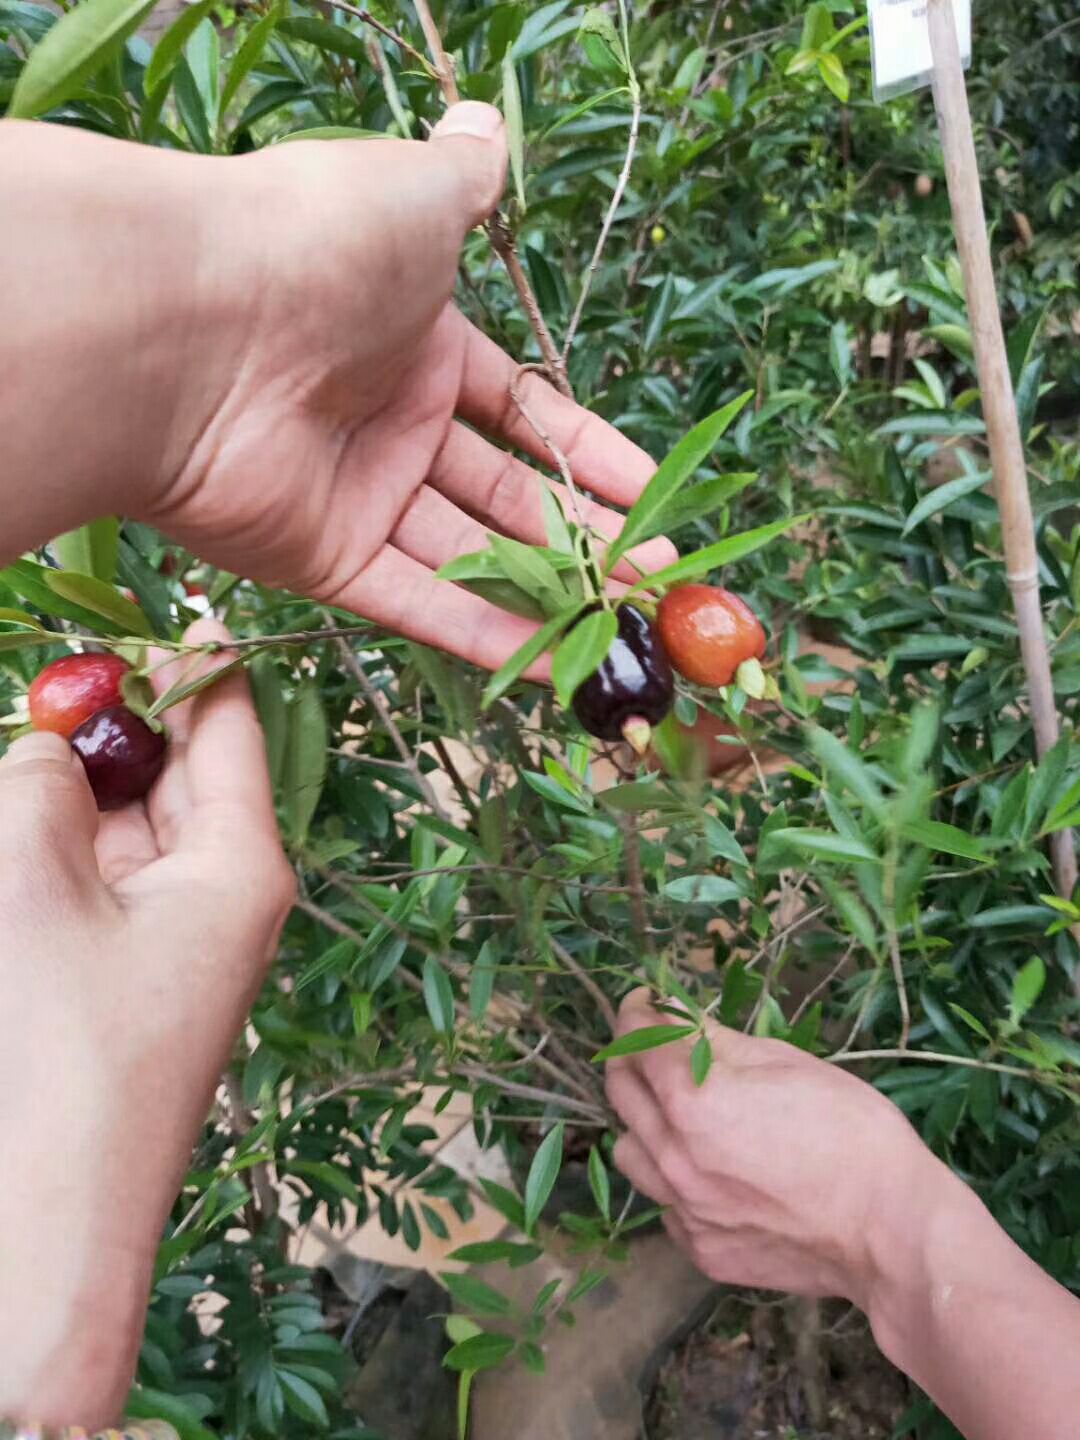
[869,0,972,102]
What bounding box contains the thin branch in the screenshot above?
[829,1048,1079,1093]
[412,0,459,103]
[458,1064,607,1122]
[550,936,618,1034]
[321,0,429,69]
[489,220,572,395]
[788,940,857,1029]
[332,631,452,825]
[561,84,642,359]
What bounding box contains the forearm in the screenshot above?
[1,121,239,560]
[869,1160,1080,1440]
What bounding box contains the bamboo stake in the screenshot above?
[927,0,1078,940]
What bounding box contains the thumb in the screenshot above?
[429,101,508,229]
[0,731,101,895]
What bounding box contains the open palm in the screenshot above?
[152,107,673,673]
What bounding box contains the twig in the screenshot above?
[332,631,452,825]
[320,0,429,69]
[550,936,618,1034]
[489,221,572,395]
[620,814,652,960]
[561,73,642,360]
[458,1064,607,1122]
[222,1069,282,1241]
[412,0,459,103]
[431,733,478,817]
[828,1048,1079,1092]
[788,940,857,1029]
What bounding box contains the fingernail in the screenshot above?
[432,101,504,141]
[2,731,72,766]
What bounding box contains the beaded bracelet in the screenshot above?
[0,1424,178,1439]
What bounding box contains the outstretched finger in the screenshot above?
[453,313,659,509]
[330,544,554,680]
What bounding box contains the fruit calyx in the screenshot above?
[621,715,653,756]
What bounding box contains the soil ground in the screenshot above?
[646,1294,909,1440]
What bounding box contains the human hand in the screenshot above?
[605,990,942,1310]
[144,102,673,671]
[0,621,294,1427]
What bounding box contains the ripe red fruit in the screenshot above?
[657,586,766,687]
[28,653,132,738]
[69,706,166,811]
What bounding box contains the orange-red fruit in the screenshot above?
[657,585,766,687]
[28,653,132,738]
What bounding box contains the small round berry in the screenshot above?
[69,706,166,811]
[657,585,766,688]
[28,653,132,738]
[571,604,675,750]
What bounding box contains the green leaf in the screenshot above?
[250,655,288,791]
[146,654,246,720]
[276,124,385,142]
[646,473,757,541]
[592,1024,696,1063]
[444,1331,516,1373]
[478,1178,526,1231]
[44,570,153,638]
[448,1240,542,1266]
[279,1368,329,1427]
[277,14,369,63]
[423,957,456,1035]
[1008,956,1046,1028]
[769,828,879,864]
[690,1034,713,1086]
[443,1271,512,1317]
[587,1146,610,1221]
[643,274,677,356]
[551,608,616,708]
[663,874,744,905]
[900,819,990,862]
[902,469,989,534]
[632,515,806,591]
[282,679,327,845]
[481,608,580,710]
[9,0,160,117]
[143,0,214,94]
[800,0,834,51]
[816,51,849,101]
[488,534,567,608]
[541,483,573,553]
[523,1121,564,1234]
[469,937,498,1019]
[502,50,526,210]
[220,2,280,117]
[808,726,886,818]
[53,518,119,585]
[607,395,753,567]
[949,1004,992,1042]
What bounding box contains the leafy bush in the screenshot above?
[1,1,1078,1434]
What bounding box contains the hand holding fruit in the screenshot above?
[0,621,294,1428]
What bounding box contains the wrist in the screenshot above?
[0,122,245,552]
[863,1150,995,1380]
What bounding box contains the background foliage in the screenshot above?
[2,1,1079,1435]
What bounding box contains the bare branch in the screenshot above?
[412,0,460,103]
[320,0,429,69]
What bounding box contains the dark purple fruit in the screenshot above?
[572,605,674,752]
[70,705,166,811]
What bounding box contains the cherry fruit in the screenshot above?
[572,605,674,752]
[28,653,132,739]
[69,705,166,811]
[657,585,766,688]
